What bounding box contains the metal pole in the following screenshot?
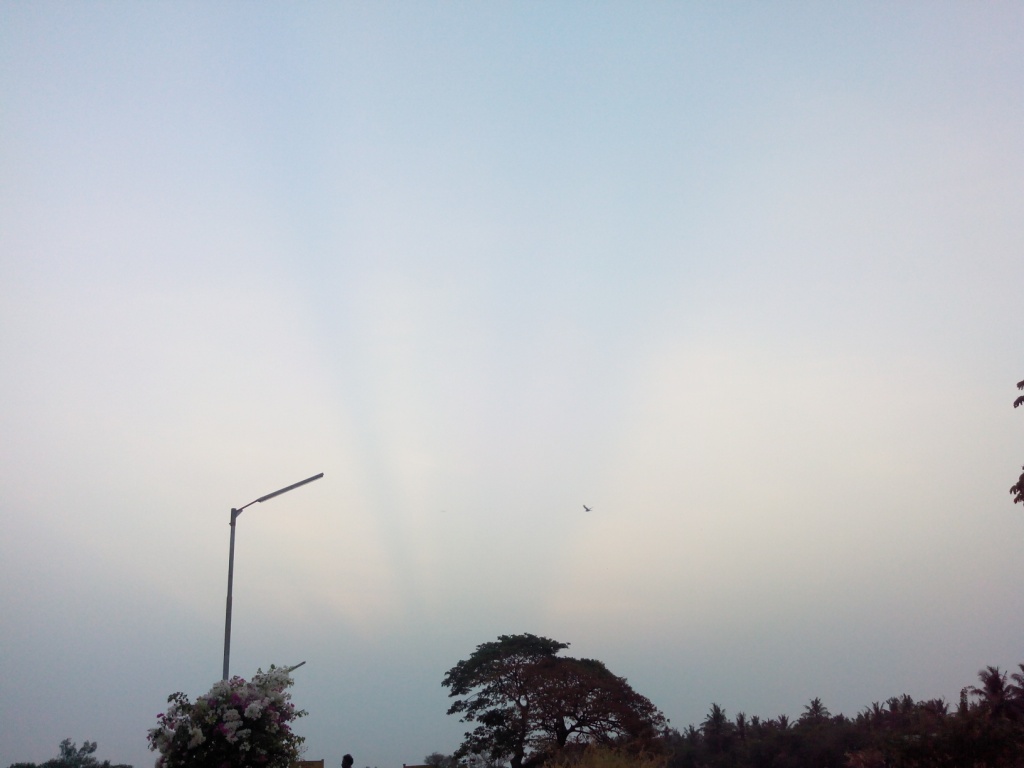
[222,508,239,680]
[221,473,323,680]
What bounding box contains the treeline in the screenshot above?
[432,660,1024,768]
[664,663,1024,768]
[7,739,131,768]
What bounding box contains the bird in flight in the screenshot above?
[583,505,592,512]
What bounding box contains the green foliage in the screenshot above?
[1012,379,1024,504]
[1011,466,1024,505]
[443,634,667,768]
[425,753,459,768]
[5,739,132,768]
[545,746,666,768]
[661,662,1024,768]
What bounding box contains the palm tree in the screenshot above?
[859,702,886,729]
[701,704,732,754]
[1012,379,1023,504]
[1008,663,1024,718]
[682,724,700,746]
[800,697,831,726]
[969,665,1016,720]
[919,698,948,717]
[733,712,747,741]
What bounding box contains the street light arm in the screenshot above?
[233,472,325,517]
[255,472,323,503]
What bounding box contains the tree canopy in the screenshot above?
[442,634,666,768]
[663,663,1024,768]
[147,665,306,768]
[6,739,131,768]
[432,659,1024,768]
[1012,378,1024,505]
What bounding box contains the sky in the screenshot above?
[1,2,1023,767]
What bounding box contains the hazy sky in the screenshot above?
[2,3,1023,768]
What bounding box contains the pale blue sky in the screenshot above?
[2,3,1023,768]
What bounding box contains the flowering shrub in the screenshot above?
[148,665,307,768]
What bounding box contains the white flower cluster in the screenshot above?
[148,665,305,768]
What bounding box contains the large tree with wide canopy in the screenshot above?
[442,633,666,768]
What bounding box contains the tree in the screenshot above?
[1009,664,1024,723]
[798,698,830,726]
[699,704,733,756]
[48,741,99,768]
[424,753,457,768]
[970,666,1017,721]
[1011,379,1024,505]
[5,739,131,768]
[148,665,306,768]
[443,634,666,768]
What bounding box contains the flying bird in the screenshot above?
[583,505,591,512]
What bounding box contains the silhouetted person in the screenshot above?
[342,754,354,768]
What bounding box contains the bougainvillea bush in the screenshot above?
[148,665,306,768]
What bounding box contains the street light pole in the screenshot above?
[222,472,323,680]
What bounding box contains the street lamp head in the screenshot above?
[235,472,325,515]
[255,472,324,504]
